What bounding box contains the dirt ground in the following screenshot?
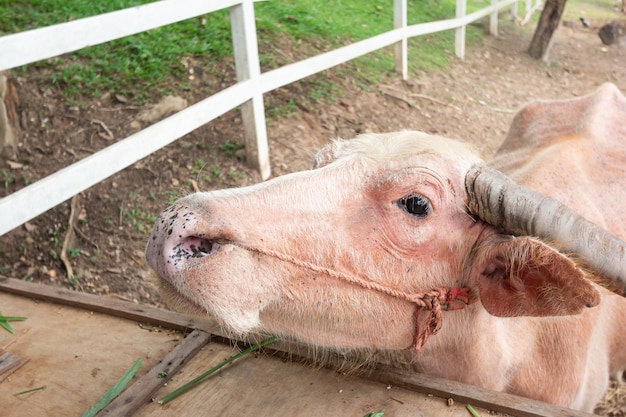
[1,12,626,415]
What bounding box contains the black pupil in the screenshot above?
[400,194,430,217]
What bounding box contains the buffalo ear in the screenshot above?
[471,236,600,317]
[313,142,337,169]
[313,139,347,169]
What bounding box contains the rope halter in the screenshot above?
[407,286,470,350]
[232,242,472,351]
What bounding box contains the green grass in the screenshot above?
[0,0,487,106]
[121,203,158,233]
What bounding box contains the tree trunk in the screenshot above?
[527,0,567,62]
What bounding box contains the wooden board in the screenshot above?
[135,341,485,417]
[0,292,181,416]
[0,291,477,417]
[0,279,596,417]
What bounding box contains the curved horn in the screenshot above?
[465,165,626,296]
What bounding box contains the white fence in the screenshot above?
[0,0,522,236]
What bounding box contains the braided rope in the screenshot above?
[232,242,471,351]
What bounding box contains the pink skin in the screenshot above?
[147,133,483,349]
[147,119,626,412]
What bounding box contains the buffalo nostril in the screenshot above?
[190,238,219,257]
[173,237,221,260]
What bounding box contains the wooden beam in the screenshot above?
[369,366,596,417]
[0,276,217,333]
[99,329,212,416]
[0,352,20,377]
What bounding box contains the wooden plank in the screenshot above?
[0,352,20,376]
[134,341,489,417]
[100,330,212,417]
[0,277,594,416]
[369,367,596,417]
[0,292,182,416]
[0,0,243,71]
[0,277,218,332]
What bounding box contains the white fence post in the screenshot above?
[230,0,271,180]
[393,0,408,80]
[455,0,467,59]
[490,0,499,36]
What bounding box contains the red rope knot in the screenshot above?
[409,286,471,351]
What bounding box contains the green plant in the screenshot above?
[158,337,276,405]
[2,1,234,106]
[227,168,244,184]
[51,227,61,247]
[219,141,242,157]
[195,141,212,150]
[306,74,340,104]
[191,159,206,176]
[121,205,158,233]
[82,358,143,417]
[68,247,81,258]
[268,98,298,119]
[163,189,180,205]
[0,313,27,334]
[1,170,13,188]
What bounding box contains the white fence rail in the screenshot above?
[0,0,521,236]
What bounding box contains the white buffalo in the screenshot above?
[146,83,626,412]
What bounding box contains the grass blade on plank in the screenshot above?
[466,404,482,417]
[0,313,27,334]
[81,358,143,417]
[15,386,46,395]
[158,336,278,405]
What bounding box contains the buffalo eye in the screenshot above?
[398,194,431,218]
